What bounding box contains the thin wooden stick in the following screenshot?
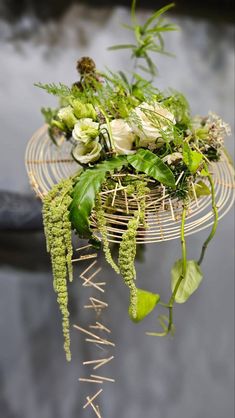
[169,198,176,221]
[124,189,129,214]
[175,171,184,186]
[76,244,93,252]
[85,339,115,347]
[191,181,199,207]
[89,322,111,334]
[162,186,166,211]
[73,325,115,346]
[91,375,115,383]
[79,377,103,384]
[146,193,170,208]
[83,389,103,409]
[111,183,118,207]
[72,253,97,263]
[83,356,114,370]
[80,260,97,278]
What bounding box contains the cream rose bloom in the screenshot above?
[129,102,176,147]
[72,139,102,165]
[101,119,135,155]
[72,118,99,143]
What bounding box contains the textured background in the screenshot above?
[0,2,234,418]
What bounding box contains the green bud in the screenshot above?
[71,99,97,120]
[57,105,77,129]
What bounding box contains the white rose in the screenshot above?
[72,139,102,165]
[129,102,176,147]
[72,118,99,143]
[101,119,135,155]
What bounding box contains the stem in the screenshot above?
[167,204,187,334]
[197,173,218,265]
[99,107,115,151]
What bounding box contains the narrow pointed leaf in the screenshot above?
[127,149,176,188]
[108,44,136,51]
[143,3,175,31]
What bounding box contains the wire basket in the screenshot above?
[25,125,235,243]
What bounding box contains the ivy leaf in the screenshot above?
[171,260,203,303]
[194,181,211,198]
[70,156,127,238]
[129,288,160,322]
[200,167,209,177]
[127,149,176,188]
[183,143,203,173]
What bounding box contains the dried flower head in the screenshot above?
[76,57,96,75]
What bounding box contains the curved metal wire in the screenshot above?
[25,125,235,243]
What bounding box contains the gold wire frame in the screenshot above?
[25,125,235,244]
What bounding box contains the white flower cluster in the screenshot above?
[206,112,231,146]
[68,101,176,164]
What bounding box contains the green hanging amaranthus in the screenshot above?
[42,178,74,361]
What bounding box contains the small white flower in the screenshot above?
[72,139,102,164]
[129,102,176,147]
[101,119,135,155]
[72,118,99,143]
[163,152,183,165]
[206,112,231,144]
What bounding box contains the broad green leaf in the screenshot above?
[171,260,203,303]
[183,142,203,173]
[127,149,176,188]
[194,181,211,198]
[129,288,160,322]
[70,156,127,238]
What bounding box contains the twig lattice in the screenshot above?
[25,125,235,243]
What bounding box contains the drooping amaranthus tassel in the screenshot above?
[42,178,74,361]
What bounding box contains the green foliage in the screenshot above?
[41,107,58,124]
[183,142,203,173]
[161,91,191,129]
[129,288,160,322]
[35,82,72,98]
[193,181,211,198]
[127,148,176,188]
[70,157,128,238]
[108,1,177,77]
[171,260,203,303]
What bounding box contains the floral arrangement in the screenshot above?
[36,2,231,361]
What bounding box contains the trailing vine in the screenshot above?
[198,172,218,265]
